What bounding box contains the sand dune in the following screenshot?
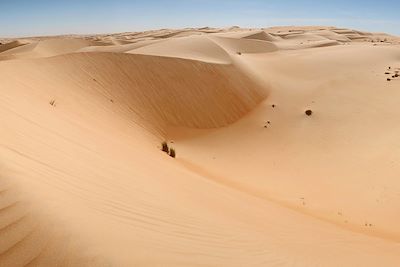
[213,30,281,41]
[128,36,232,63]
[276,39,340,50]
[0,38,106,60]
[242,30,282,42]
[308,30,351,42]
[210,36,278,54]
[0,26,400,266]
[78,39,162,53]
[172,44,400,240]
[0,40,27,53]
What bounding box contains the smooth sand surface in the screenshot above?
[0,26,400,266]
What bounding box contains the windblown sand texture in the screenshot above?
[0,26,400,266]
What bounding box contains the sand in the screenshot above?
[0,26,400,266]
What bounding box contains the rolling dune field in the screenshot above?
[0,26,400,266]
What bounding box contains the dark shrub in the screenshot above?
[305,110,312,116]
[169,148,176,158]
[161,141,169,153]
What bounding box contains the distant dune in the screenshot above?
[0,26,400,266]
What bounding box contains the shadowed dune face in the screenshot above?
[0,40,27,53]
[0,52,266,135]
[212,30,282,42]
[0,26,400,266]
[242,31,282,42]
[0,39,108,60]
[128,36,233,63]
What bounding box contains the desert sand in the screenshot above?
[0,26,400,266]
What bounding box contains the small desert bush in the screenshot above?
[169,148,176,158]
[161,141,169,153]
[305,109,312,116]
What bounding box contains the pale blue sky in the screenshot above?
[1,0,399,37]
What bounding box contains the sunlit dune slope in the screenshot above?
[171,44,400,241]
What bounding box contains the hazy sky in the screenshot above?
[1,0,399,37]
